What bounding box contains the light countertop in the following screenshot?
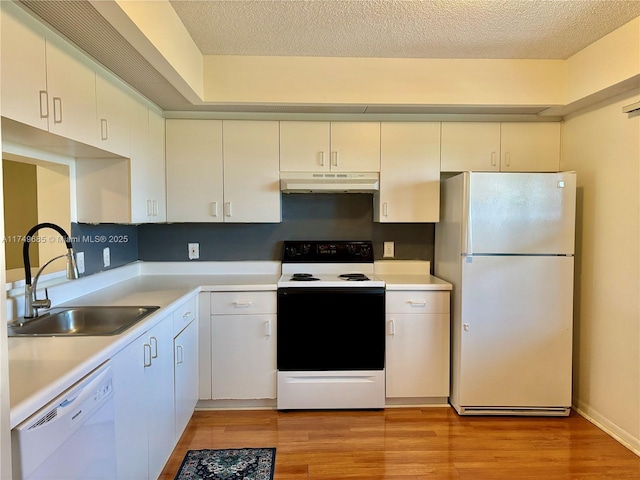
[7,264,450,428]
[377,274,452,291]
[8,273,279,428]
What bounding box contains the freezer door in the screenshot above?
[465,172,576,254]
[458,255,574,408]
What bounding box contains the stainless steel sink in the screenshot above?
[7,306,160,337]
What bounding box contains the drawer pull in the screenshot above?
[408,301,427,307]
[232,301,253,308]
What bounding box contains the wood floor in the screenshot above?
[159,407,640,480]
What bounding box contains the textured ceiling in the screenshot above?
[170,0,640,60]
[16,0,640,113]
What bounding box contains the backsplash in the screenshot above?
[76,194,435,275]
[71,223,139,276]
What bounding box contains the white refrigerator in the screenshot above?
[435,171,576,416]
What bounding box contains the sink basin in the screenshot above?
[7,306,160,337]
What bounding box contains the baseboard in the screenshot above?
[574,402,640,457]
[196,399,277,410]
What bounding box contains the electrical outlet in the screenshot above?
[383,241,395,258]
[188,243,200,260]
[103,247,111,268]
[76,252,85,274]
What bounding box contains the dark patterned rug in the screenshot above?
[174,448,276,480]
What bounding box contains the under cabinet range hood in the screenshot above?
[280,172,380,193]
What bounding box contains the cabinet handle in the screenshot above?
[319,151,325,167]
[224,202,232,217]
[383,202,389,217]
[39,90,49,119]
[182,311,192,318]
[264,320,272,337]
[52,97,63,124]
[388,319,396,336]
[491,151,497,167]
[152,200,158,217]
[232,301,252,308]
[408,300,427,307]
[176,345,184,364]
[504,152,511,167]
[332,151,338,167]
[143,343,152,367]
[150,336,158,359]
[100,118,108,140]
[210,201,218,217]
[147,199,153,217]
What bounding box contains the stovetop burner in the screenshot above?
[290,273,320,281]
[339,273,370,281]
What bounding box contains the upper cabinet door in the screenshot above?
[440,122,501,172]
[280,121,331,172]
[500,123,561,172]
[166,119,224,222]
[147,109,167,222]
[329,122,381,172]
[96,75,132,157]
[223,120,281,223]
[376,122,441,223]
[130,105,166,223]
[45,40,97,146]
[1,5,49,131]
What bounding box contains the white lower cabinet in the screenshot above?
[199,291,277,401]
[113,315,175,480]
[174,309,199,438]
[385,291,451,400]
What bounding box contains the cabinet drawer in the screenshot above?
[211,291,276,315]
[386,291,450,314]
[173,295,197,336]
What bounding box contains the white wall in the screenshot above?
[0,7,12,477]
[562,90,640,453]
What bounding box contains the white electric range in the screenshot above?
[276,241,386,410]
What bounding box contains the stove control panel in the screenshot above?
[282,241,374,263]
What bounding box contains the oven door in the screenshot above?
[277,286,385,371]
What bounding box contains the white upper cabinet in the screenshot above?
[42,40,97,147]
[441,122,561,172]
[441,122,501,172]
[375,122,441,223]
[166,120,281,223]
[280,121,331,171]
[222,120,281,223]
[280,121,380,172]
[130,104,166,223]
[95,74,132,157]
[500,122,561,172]
[1,5,48,131]
[166,119,224,223]
[330,122,381,172]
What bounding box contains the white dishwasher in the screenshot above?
[12,361,117,480]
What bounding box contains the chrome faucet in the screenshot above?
[23,223,79,318]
